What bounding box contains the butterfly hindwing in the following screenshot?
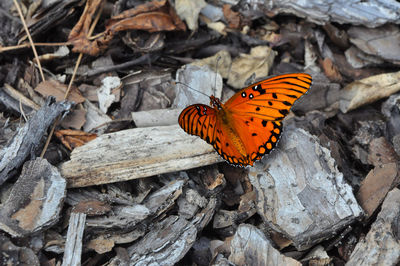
[230,114,283,165]
[211,117,253,166]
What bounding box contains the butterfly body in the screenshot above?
[178,73,312,167]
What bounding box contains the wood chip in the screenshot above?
[339,71,400,113]
[268,0,400,27]
[0,234,40,265]
[62,212,87,266]
[131,108,182,127]
[174,64,223,109]
[227,46,276,89]
[356,163,399,218]
[82,100,112,134]
[0,158,66,237]
[60,125,222,187]
[367,137,399,166]
[71,200,111,216]
[347,188,400,265]
[35,79,85,104]
[127,197,216,265]
[348,25,400,64]
[0,97,72,185]
[128,215,197,264]
[4,83,40,111]
[249,127,363,250]
[228,224,301,266]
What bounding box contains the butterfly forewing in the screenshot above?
[225,73,312,121]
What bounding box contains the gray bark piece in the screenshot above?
[84,179,186,230]
[266,0,400,28]
[228,224,301,266]
[144,179,186,216]
[178,189,206,219]
[128,197,217,265]
[0,158,66,237]
[173,64,222,109]
[249,127,363,250]
[346,188,400,266]
[348,25,400,64]
[0,234,40,265]
[0,97,72,185]
[129,216,197,265]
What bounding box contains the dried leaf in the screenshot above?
[35,80,85,104]
[175,0,206,30]
[55,129,97,150]
[68,0,104,55]
[339,71,400,113]
[322,57,342,82]
[223,4,241,29]
[72,200,111,216]
[61,109,87,130]
[227,46,276,89]
[68,0,186,55]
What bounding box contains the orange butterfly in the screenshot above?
[178,73,312,167]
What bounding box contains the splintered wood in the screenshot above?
[62,212,86,266]
[60,125,222,187]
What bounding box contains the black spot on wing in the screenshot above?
[279,109,289,116]
[262,120,267,127]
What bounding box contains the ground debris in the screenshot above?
[0,97,72,185]
[1,0,400,264]
[228,224,301,266]
[0,158,66,237]
[249,127,363,250]
[347,188,400,265]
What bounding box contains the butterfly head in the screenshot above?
[210,95,223,110]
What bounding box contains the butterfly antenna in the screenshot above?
[174,81,210,98]
[214,55,222,95]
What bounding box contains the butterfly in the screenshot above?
[178,73,312,167]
